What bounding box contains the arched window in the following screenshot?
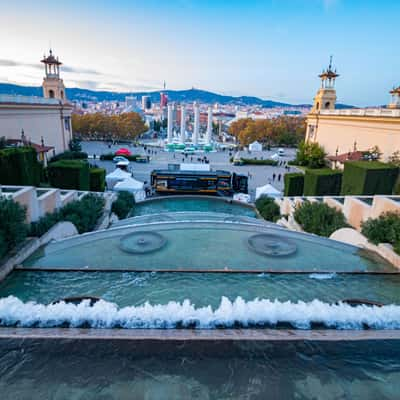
[325,101,331,109]
[60,90,64,100]
[49,90,55,98]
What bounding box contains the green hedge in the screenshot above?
[255,196,281,222]
[294,200,348,237]
[49,151,88,163]
[341,161,399,195]
[111,191,135,219]
[48,160,90,190]
[0,147,42,186]
[304,168,342,196]
[240,158,278,166]
[29,193,105,236]
[284,173,304,196]
[100,153,141,161]
[361,212,400,254]
[89,168,106,192]
[0,197,28,259]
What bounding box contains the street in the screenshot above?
[81,141,298,197]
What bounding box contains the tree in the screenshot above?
[295,141,326,169]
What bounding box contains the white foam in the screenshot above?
[0,296,399,329]
[309,273,337,280]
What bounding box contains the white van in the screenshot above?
[278,148,285,156]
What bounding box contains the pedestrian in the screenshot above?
[278,174,281,182]
[273,173,276,181]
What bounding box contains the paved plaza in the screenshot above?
[81,141,298,197]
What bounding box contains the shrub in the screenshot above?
[303,169,342,196]
[341,161,399,195]
[59,194,105,233]
[29,211,61,237]
[30,193,105,236]
[48,160,90,190]
[284,173,304,196]
[0,147,42,186]
[361,212,400,248]
[111,191,135,219]
[294,141,326,169]
[0,198,28,259]
[255,196,281,222]
[240,158,278,166]
[89,168,106,192]
[69,139,82,152]
[49,151,88,163]
[294,200,348,237]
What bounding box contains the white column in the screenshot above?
[206,106,212,145]
[193,102,199,146]
[167,103,173,144]
[180,105,186,144]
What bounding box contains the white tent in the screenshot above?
[255,184,282,200]
[106,168,131,190]
[113,177,146,202]
[249,141,262,152]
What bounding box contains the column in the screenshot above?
[180,105,186,144]
[206,106,212,145]
[167,103,173,144]
[193,102,199,146]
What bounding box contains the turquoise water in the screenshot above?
[132,197,257,218]
[1,271,400,307]
[113,211,269,227]
[22,222,391,272]
[1,339,400,399]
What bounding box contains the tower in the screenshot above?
[388,86,400,109]
[311,56,339,113]
[41,49,67,101]
[193,102,200,146]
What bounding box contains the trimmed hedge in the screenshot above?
[284,173,304,196]
[89,168,106,192]
[48,160,90,190]
[240,158,278,166]
[341,161,399,195]
[0,147,42,186]
[294,200,348,237]
[361,212,400,254]
[100,153,141,161]
[255,196,281,222]
[304,169,342,196]
[111,191,135,219]
[0,197,28,259]
[29,193,105,236]
[49,151,88,163]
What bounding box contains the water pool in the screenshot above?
[22,222,393,272]
[112,211,269,227]
[1,337,400,399]
[132,196,257,218]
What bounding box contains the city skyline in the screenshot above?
[1,0,399,106]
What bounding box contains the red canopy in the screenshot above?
[115,148,132,156]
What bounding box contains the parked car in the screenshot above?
[278,148,285,156]
[113,156,129,163]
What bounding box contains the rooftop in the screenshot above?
[0,94,63,106]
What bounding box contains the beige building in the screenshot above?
[305,59,400,164]
[0,50,73,157]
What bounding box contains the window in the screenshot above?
[325,101,330,108]
[48,89,55,98]
[64,117,71,132]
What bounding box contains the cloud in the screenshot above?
[0,58,101,75]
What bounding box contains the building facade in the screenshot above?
[305,59,400,163]
[0,50,73,156]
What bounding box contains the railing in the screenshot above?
[0,94,61,106]
[318,108,400,118]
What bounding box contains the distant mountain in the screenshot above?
[0,83,353,109]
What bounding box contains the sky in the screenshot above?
[0,0,399,106]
